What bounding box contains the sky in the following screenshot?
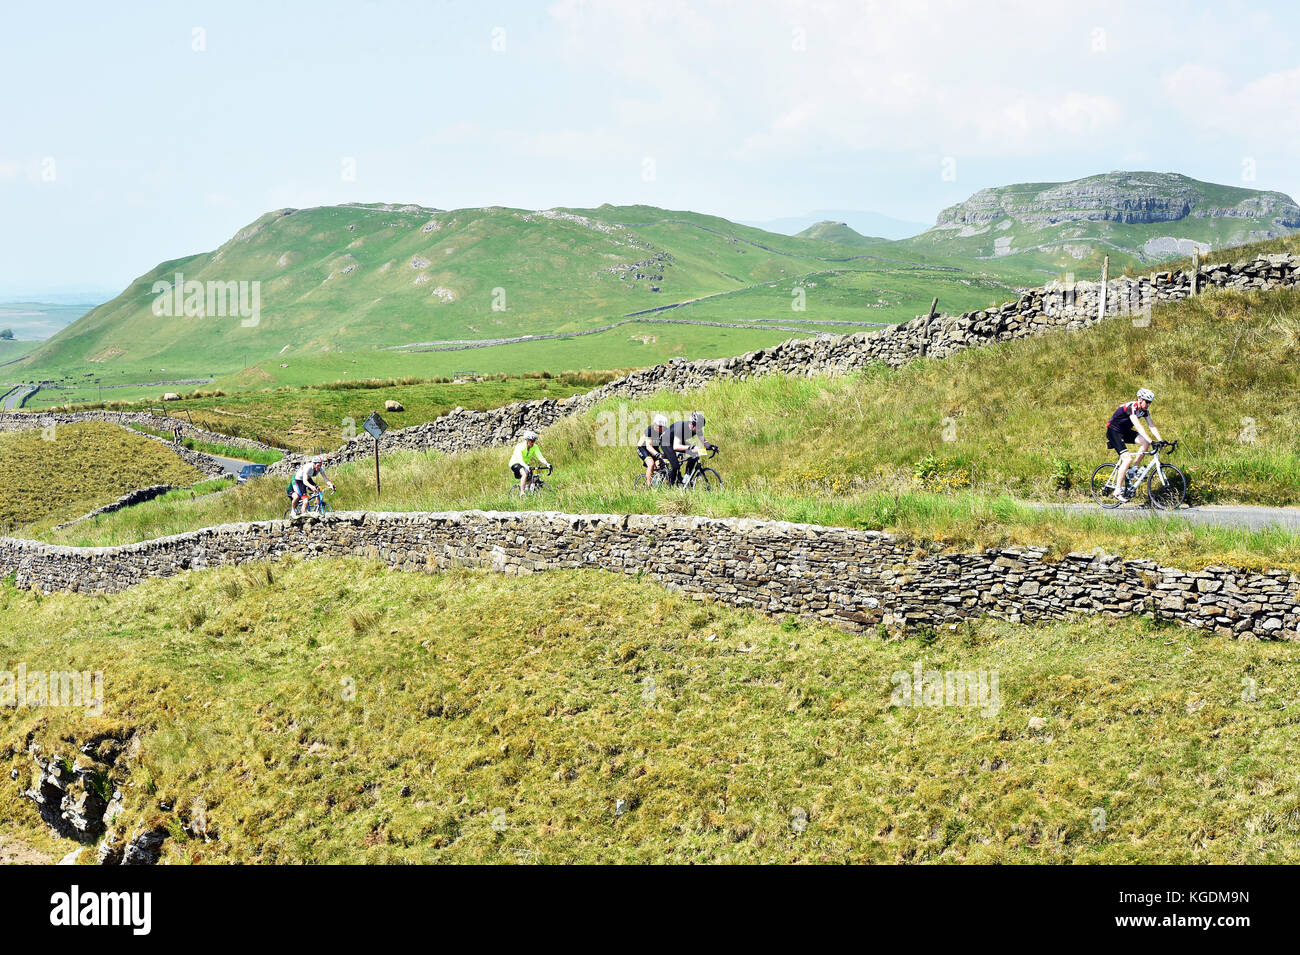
[2,0,1298,296]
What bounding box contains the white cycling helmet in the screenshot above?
[1136,388,1155,403]
[520,429,538,441]
[690,411,706,429]
[652,414,668,428]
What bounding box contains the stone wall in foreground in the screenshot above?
[1,510,1294,639]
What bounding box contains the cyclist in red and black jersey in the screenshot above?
[1105,387,1163,501]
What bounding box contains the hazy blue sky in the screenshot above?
[3,0,1297,295]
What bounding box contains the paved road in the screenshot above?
[207,453,260,478]
[1034,502,1300,532]
[1,386,36,410]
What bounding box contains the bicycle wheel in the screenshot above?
[1148,464,1187,510]
[690,467,721,491]
[1090,463,1123,508]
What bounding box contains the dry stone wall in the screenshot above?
[1,510,1294,640]
[0,409,283,457]
[296,252,1300,471]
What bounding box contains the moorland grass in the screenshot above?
[30,283,1300,571]
[0,423,203,532]
[1,561,1296,864]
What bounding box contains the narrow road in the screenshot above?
[1033,502,1300,532]
[1,386,36,410]
[206,453,259,477]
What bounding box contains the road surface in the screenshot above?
[1034,502,1300,532]
[1,386,36,410]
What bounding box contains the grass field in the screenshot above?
[124,422,284,462]
[2,562,1296,864]
[72,371,617,453]
[0,423,203,532]
[34,281,1300,572]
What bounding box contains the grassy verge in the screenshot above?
[31,455,1300,573]
[2,561,1295,863]
[29,282,1300,571]
[126,423,284,464]
[0,423,203,533]
[50,371,618,453]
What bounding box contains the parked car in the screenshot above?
[236,464,268,484]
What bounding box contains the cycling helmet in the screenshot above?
[1136,388,1155,403]
[690,411,706,429]
[652,414,668,428]
[520,429,538,441]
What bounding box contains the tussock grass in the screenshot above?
[1,561,1296,863]
[0,423,203,533]
[35,284,1300,571]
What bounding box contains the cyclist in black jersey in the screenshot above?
[1105,387,1163,501]
[665,411,718,486]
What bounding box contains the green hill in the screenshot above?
[898,171,1300,276]
[795,220,884,246]
[15,203,1025,389]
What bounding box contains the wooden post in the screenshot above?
[1190,248,1200,297]
[374,436,381,501]
[927,297,939,319]
[1099,256,1109,320]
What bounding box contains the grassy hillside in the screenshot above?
[795,220,883,246]
[2,562,1295,864]
[16,203,1028,390]
[0,423,203,532]
[39,281,1300,571]
[0,340,40,364]
[37,371,618,454]
[16,176,1295,394]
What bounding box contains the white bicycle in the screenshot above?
[1090,439,1186,510]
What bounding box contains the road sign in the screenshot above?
[362,412,388,439]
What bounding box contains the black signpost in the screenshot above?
[362,412,388,500]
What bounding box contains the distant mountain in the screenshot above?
[795,221,882,247]
[896,171,1300,272]
[743,210,928,241]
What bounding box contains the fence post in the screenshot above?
[1191,248,1200,297]
[1098,255,1109,321]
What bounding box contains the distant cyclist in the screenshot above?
[666,411,718,486]
[509,429,550,493]
[1106,388,1164,502]
[291,456,335,516]
[637,414,669,486]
